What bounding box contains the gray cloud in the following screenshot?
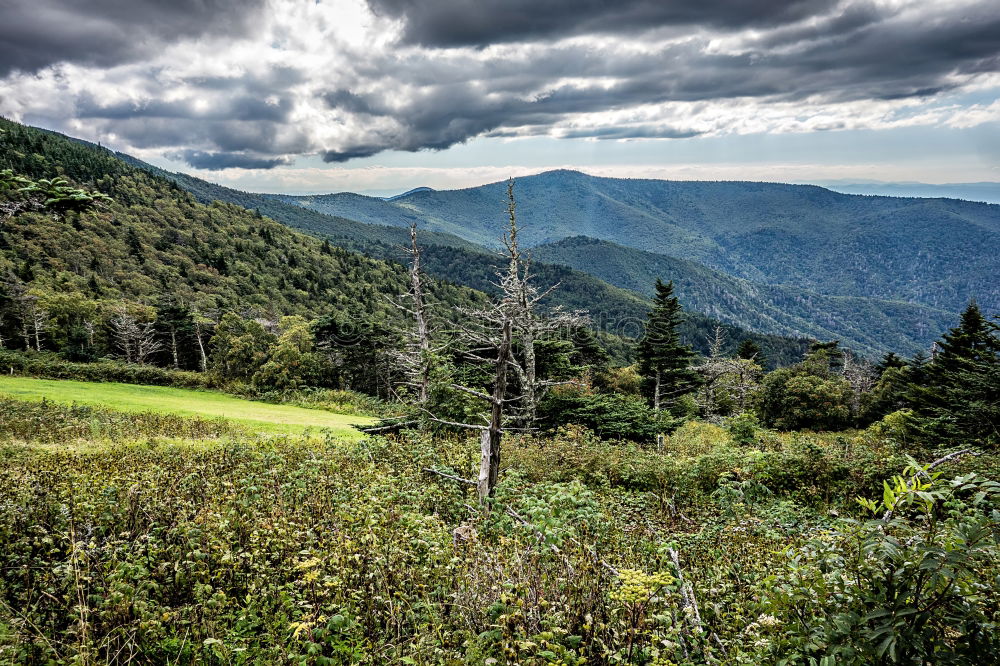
[0,0,267,76]
[317,2,1000,160]
[78,94,294,123]
[5,0,998,170]
[366,0,841,47]
[170,149,291,170]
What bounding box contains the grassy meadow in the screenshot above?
[0,376,375,436]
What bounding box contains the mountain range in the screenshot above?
[259,170,998,357]
[0,119,821,366]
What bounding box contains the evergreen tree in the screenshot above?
[906,302,1000,447]
[735,338,762,362]
[154,298,198,371]
[876,351,907,377]
[636,279,699,411]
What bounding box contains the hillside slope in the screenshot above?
[112,152,811,363]
[1,119,811,365]
[0,118,485,343]
[532,236,956,356]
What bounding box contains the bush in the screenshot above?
[0,349,213,388]
[727,411,761,446]
[231,386,395,418]
[760,463,1000,664]
[538,389,679,442]
[507,425,675,492]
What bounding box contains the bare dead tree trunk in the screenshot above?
[170,328,179,370]
[20,315,29,350]
[500,180,585,426]
[31,305,46,351]
[408,223,432,403]
[654,370,662,412]
[388,223,438,403]
[134,321,162,365]
[843,351,876,419]
[428,179,587,503]
[194,319,208,372]
[478,319,512,503]
[109,303,162,365]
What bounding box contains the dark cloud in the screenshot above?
[6,0,998,168]
[77,94,293,123]
[366,0,841,47]
[322,145,389,162]
[0,0,267,76]
[323,90,384,116]
[317,1,1000,160]
[170,149,291,170]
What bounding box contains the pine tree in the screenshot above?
[876,351,907,377]
[735,339,763,363]
[907,302,1000,447]
[636,279,700,411]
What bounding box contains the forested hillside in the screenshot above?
[114,152,482,252]
[533,236,956,357]
[0,119,814,371]
[0,118,485,361]
[274,169,999,354]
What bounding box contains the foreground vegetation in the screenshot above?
[1,412,997,664]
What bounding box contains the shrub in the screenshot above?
[0,349,213,388]
[538,390,679,442]
[727,411,761,446]
[760,463,1000,664]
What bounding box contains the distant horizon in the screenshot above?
[137,156,1000,204]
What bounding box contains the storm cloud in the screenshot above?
[366,0,843,46]
[1,0,998,170]
[0,0,268,76]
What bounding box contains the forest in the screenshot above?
[0,117,999,665]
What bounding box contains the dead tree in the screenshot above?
[391,223,435,403]
[30,304,47,352]
[478,319,512,501]
[192,310,216,373]
[109,303,162,364]
[426,180,586,503]
[499,181,586,426]
[693,327,763,418]
[843,351,876,417]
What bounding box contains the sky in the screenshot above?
[1,0,999,195]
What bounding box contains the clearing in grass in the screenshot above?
[0,376,375,436]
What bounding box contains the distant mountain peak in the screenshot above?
[385,186,434,201]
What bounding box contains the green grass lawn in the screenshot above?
[0,376,375,436]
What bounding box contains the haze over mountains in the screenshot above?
[823,182,1000,205]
